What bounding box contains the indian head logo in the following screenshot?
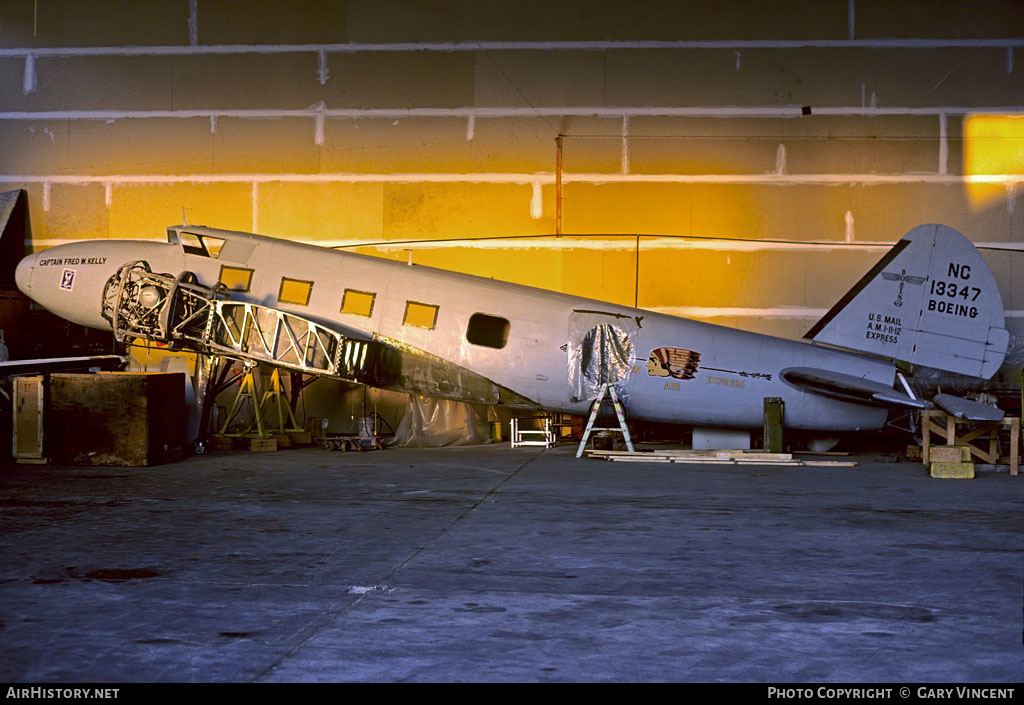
[646,347,701,380]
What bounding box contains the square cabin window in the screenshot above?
[403,301,439,329]
[278,277,313,306]
[466,313,510,349]
[219,265,254,293]
[341,289,376,318]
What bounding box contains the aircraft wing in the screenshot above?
[781,367,932,409]
[0,355,128,375]
[933,393,1004,421]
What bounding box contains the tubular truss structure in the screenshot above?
[101,260,374,381]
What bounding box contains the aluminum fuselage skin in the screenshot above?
[16,228,891,431]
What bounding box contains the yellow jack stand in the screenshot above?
[217,366,303,440]
[257,368,305,437]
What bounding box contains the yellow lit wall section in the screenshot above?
[126,342,197,376]
[964,115,1024,211]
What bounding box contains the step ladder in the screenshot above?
[576,383,634,458]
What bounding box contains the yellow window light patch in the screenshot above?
[219,265,254,292]
[341,289,376,317]
[963,114,1024,211]
[279,278,313,306]
[404,301,439,329]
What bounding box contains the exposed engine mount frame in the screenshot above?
[101,260,374,381]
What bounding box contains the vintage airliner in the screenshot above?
[13,221,1009,438]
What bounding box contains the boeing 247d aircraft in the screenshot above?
[13,222,1010,440]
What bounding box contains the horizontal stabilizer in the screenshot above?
[805,224,1008,379]
[933,393,1004,422]
[781,367,932,410]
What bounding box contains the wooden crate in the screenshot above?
[929,461,975,479]
[929,445,971,462]
[249,438,277,452]
[48,372,186,466]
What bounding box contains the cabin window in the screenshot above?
[180,232,226,258]
[219,265,254,292]
[278,277,314,306]
[466,313,510,349]
[403,301,439,329]
[341,289,376,317]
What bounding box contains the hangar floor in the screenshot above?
[0,443,1021,683]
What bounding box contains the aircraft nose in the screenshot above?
[15,252,36,298]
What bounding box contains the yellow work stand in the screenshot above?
[920,409,1019,476]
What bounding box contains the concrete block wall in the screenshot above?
[1,0,1023,341]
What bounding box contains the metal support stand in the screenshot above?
[217,363,268,439]
[511,416,556,448]
[258,368,304,436]
[217,366,304,440]
[576,383,634,458]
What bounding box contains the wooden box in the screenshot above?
[48,372,186,466]
[929,461,975,479]
[249,437,277,452]
[929,445,971,462]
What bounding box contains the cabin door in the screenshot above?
[567,310,639,404]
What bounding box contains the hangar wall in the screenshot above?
[2,0,1023,348]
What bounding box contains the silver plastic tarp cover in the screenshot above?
[568,311,637,404]
[393,394,492,447]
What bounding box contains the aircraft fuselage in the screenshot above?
[16,226,893,431]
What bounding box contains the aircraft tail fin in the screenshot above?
[805,224,1008,379]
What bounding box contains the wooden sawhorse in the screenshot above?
[920,410,1019,476]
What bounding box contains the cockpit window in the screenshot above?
[204,237,225,258]
[179,233,226,258]
[179,233,205,255]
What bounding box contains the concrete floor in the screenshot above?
[0,443,1021,683]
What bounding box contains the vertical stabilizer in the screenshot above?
[805,224,1008,379]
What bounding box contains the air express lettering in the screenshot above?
[705,375,744,389]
